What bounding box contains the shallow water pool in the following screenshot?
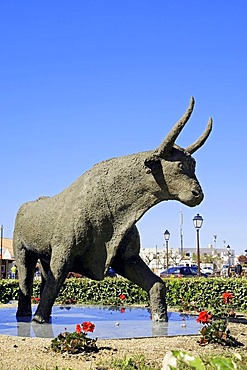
[0,305,202,339]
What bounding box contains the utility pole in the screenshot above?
[180,210,184,254]
[213,235,217,249]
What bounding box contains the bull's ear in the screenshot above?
[144,157,161,172]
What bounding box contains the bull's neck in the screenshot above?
[100,152,166,225]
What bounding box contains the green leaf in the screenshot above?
[172,350,205,370]
[209,357,237,369]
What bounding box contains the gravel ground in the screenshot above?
[0,309,246,370]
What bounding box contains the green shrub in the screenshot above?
[57,277,150,306]
[0,277,246,313]
[165,278,247,312]
[0,279,19,303]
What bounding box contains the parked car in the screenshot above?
[220,264,236,277]
[201,266,214,275]
[67,267,116,279]
[160,266,208,278]
[106,267,117,277]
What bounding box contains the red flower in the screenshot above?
[120,307,125,314]
[196,311,212,324]
[32,297,40,302]
[82,321,95,333]
[75,324,82,333]
[119,294,126,300]
[222,292,233,304]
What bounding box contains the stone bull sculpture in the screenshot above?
[13,97,212,323]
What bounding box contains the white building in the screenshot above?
[140,245,236,276]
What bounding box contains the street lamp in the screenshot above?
[164,230,170,273]
[193,214,203,276]
[226,245,231,267]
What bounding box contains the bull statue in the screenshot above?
[13,97,212,323]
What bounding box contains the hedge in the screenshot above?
[0,277,246,312]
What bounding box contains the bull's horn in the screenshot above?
[186,117,213,154]
[155,96,195,158]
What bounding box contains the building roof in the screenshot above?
[0,238,14,260]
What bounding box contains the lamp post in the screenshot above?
[164,230,170,273]
[193,214,203,277]
[226,245,231,267]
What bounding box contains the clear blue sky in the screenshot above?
[1,1,247,255]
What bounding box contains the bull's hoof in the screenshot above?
[152,312,168,322]
[32,314,50,324]
[16,310,32,317]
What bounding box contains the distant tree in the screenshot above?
[238,255,247,264]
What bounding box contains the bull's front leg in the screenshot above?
[112,227,168,322]
[15,244,37,317]
[114,255,167,321]
[32,251,69,323]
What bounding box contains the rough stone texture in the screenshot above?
[13,97,212,323]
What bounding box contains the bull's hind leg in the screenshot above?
[112,226,168,322]
[39,259,50,296]
[14,244,37,317]
[32,248,69,323]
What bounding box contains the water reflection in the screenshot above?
[152,321,169,336]
[16,316,32,337]
[0,305,201,339]
[59,306,72,311]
